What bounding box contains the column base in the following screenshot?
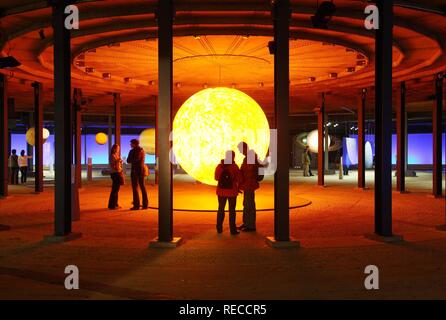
[435,225,446,231]
[43,232,82,243]
[265,236,300,248]
[357,187,370,191]
[317,184,327,188]
[0,224,11,231]
[149,237,182,248]
[364,233,404,243]
[427,194,445,199]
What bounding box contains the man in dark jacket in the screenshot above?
[127,139,148,210]
[8,149,19,185]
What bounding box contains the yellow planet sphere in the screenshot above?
[95,132,108,145]
[173,87,270,186]
[306,129,331,153]
[25,127,50,146]
[139,128,156,154]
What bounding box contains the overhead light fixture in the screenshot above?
[75,61,85,67]
[203,83,208,89]
[346,67,355,73]
[0,56,21,69]
[148,80,156,86]
[102,73,111,79]
[242,35,250,39]
[258,82,264,87]
[311,1,336,29]
[38,29,46,40]
[356,60,367,66]
[175,82,181,88]
[329,72,338,78]
[124,77,132,83]
[333,123,339,128]
[85,67,95,73]
[326,122,332,127]
[193,35,201,40]
[308,77,316,82]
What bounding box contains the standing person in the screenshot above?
[237,142,261,232]
[18,150,32,184]
[307,148,314,176]
[8,149,19,185]
[108,144,123,210]
[127,139,148,210]
[215,150,241,235]
[302,146,311,177]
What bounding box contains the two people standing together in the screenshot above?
[214,142,263,235]
[108,139,149,210]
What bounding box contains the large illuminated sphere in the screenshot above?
[173,87,270,186]
[306,129,331,153]
[95,132,108,145]
[139,128,156,154]
[26,127,50,146]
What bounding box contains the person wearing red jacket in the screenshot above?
[214,150,242,235]
[238,142,262,232]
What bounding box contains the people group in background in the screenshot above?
[127,139,149,210]
[108,144,123,210]
[8,149,19,185]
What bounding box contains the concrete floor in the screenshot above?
[0,170,445,299]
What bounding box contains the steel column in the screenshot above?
[358,89,366,189]
[272,0,291,242]
[33,82,44,193]
[374,0,394,236]
[0,74,7,198]
[317,93,325,187]
[156,0,174,242]
[396,82,407,193]
[433,73,443,197]
[73,88,82,189]
[53,0,72,236]
[113,93,121,149]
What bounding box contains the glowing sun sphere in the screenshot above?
[173,87,270,186]
[95,132,108,145]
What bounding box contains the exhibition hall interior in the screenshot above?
[0,0,445,300]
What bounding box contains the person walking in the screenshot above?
[215,150,241,235]
[127,139,148,210]
[302,146,311,177]
[108,144,123,210]
[18,150,32,184]
[237,142,262,232]
[8,149,19,185]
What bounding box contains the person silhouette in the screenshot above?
[214,150,241,235]
[127,139,149,210]
[237,142,263,232]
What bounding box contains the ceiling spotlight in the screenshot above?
[329,72,338,78]
[231,83,236,88]
[102,73,111,79]
[85,67,95,73]
[0,56,21,69]
[193,35,201,40]
[242,35,250,39]
[148,80,156,86]
[258,82,264,87]
[333,123,339,128]
[308,77,316,82]
[75,61,85,67]
[326,122,332,127]
[203,83,208,89]
[175,82,181,88]
[356,60,367,66]
[38,29,46,40]
[124,77,132,83]
[311,1,336,29]
[346,67,355,73]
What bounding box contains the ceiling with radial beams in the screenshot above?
[0,0,445,125]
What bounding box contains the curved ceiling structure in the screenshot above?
[0,0,445,120]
